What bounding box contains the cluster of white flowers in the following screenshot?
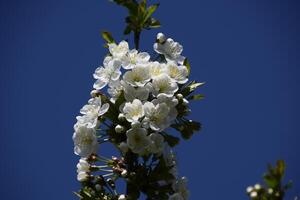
[85,33,187,157]
[73,96,109,158]
[73,33,194,199]
[246,183,280,199]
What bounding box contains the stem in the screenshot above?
[134,31,141,50]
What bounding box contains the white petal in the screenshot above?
[99,103,110,115]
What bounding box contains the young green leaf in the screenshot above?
[184,58,191,75]
[187,94,205,101]
[143,4,159,24]
[162,133,180,147]
[101,31,115,44]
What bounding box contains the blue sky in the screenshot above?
[0,0,299,199]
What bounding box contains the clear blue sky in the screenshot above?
[0,0,299,199]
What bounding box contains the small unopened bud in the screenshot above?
[131,121,140,128]
[119,142,129,153]
[246,186,254,193]
[112,156,118,162]
[157,33,166,43]
[118,113,125,121]
[118,194,126,200]
[254,184,261,190]
[90,90,100,97]
[121,169,128,177]
[115,125,124,133]
[176,93,183,100]
[268,188,273,194]
[250,191,258,198]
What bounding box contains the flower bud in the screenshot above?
[118,194,126,200]
[254,184,261,190]
[268,188,273,194]
[246,186,253,193]
[118,113,126,121]
[77,172,89,182]
[250,191,258,198]
[176,93,183,100]
[90,90,100,97]
[121,169,128,177]
[157,33,166,43]
[115,125,124,133]
[131,121,141,128]
[119,142,129,153]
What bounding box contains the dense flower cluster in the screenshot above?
[73,33,202,200]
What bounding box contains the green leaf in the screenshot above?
[171,119,202,140]
[264,174,278,188]
[187,94,205,101]
[183,58,191,75]
[101,31,115,44]
[276,160,285,179]
[180,81,205,97]
[143,4,159,24]
[162,133,180,147]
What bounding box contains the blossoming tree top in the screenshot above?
[72,1,204,199]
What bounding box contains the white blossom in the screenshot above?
[148,133,164,154]
[108,79,123,103]
[126,127,150,155]
[73,125,98,157]
[143,102,171,131]
[123,64,151,87]
[108,40,129,59]
[148,61,166,79]
[152,74,178,97]
[122,49,150,69]
[122,81,150,102]
[93,59,122,90]
[165,61,188,84]
[154,33,185,64]
[76,96,109,129]
[122,99,144,122]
